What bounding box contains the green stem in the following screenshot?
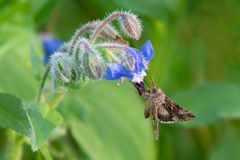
[7,130,25,160]
[39,144,54,160]
[43,88,67,117]
[49,88,67,110]
[37,65,50,102]
[69,23,94,54]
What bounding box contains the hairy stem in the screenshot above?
[90,12,125,43]
[69,24,94,54]
[95,43,126,50]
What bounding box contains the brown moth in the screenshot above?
[134,81,195,140]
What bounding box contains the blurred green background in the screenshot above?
[0,0,240,159]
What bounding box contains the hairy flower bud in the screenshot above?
[59,42,71,53]
[82,49,106,80]
[120,12,142,40]
[50,52,72,83]
[95,42,136,71]
[121,54,135,71]
[72,39,87,58]
[90,11,142,42]
[70,67,80,82]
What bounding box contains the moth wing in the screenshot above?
[158,96,195,123]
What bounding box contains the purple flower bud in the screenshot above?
[120,12,142,40]
[90,11,142,43]
[121,54,135,71]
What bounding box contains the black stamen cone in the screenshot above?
[133,81,145,95]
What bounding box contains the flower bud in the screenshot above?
[70,67,80,82]
[70,38,91,69]
[121,54,135,71]
[120,12,142,40]
[82,49,106,80]
[59,42,71,53]
[50,52,72,83]
[95,42,135,71]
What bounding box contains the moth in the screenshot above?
[134,81,195,140]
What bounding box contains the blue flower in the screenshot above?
[104,63,134,80]
[41,34,62,64]
[104,40,154,82]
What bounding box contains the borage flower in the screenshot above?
[47,11,149,86]
[104,40,154,83]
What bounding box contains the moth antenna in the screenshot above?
[144,76,154,89]
[152,81,157,90]
[149,76,155,87]
[143,76,149,84]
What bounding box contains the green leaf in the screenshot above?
[61,81,156,160]
[172,83,240,127]
[28,105,63,151]
[210,131,240,160]
[29,37,45,80]
[0,26,42,101]
[31,0,60,26]
[0,93,62,151]
[0,1,44,101]
[0,93,32,136]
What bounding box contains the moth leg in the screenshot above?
[153,105,159,140]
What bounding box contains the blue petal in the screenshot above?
[141,40,154,63]
[104,63,133,80]
[126,47,146,73]
[104,40,154,82]
[41,35,62,63]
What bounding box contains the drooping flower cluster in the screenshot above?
[40,11,195,142]
[49,11,154,87]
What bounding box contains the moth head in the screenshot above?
[143,89,152,98]
[152,87,158,93]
